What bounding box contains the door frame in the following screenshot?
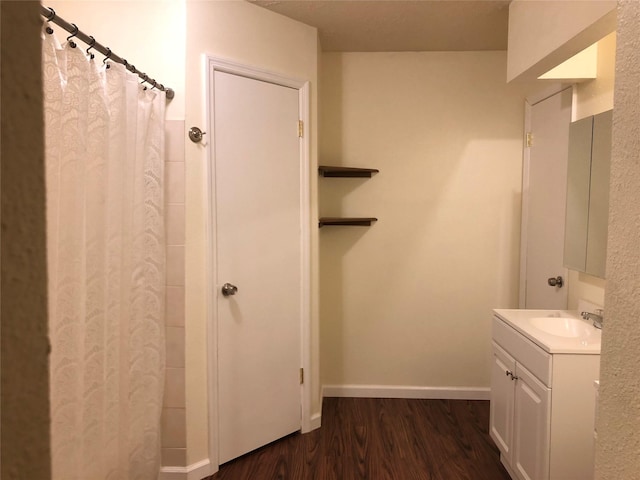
[204,55,312,471]
[518,84,573,308]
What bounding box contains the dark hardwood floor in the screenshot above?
[207,397,511,480]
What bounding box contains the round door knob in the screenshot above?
[221,283,238,296]
[547,276,564,288]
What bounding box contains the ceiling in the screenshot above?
[250,0,511,52]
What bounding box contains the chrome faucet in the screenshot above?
[581,309,604,329]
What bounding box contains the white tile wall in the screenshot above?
[165,286,185,327]
[161,407,187,448]
[165,326,186,368]
[166,245,186,287]
[162,120,187,467]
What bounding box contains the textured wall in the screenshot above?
[0,2,51,479]
[595,1,640,478]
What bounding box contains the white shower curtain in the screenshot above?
[42,29,166,480]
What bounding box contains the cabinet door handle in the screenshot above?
[505,370,519,381]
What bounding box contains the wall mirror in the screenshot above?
[564,109,612,279]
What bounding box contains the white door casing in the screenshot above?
[520,88,572,309]
[205,57,311,470]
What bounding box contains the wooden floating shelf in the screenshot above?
[319,217,378,228]
[318,166,379,178]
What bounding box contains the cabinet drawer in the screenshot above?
[493,316,552,387]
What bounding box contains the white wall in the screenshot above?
[45,0,186,120]
[184,0,319,467]
[320,52,529,391]
[507,0,616,82]
[595,1,640,477]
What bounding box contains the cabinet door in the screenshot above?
[564,116,593,272]
[585,110,612,278]
[490,343,516,458]
[513,363,551,480]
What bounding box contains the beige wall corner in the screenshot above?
[595,1,640,478]
[574,32,617,121]
[507,0,616,82]
[1,1,51,479]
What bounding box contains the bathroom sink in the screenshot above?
[493,309,601,354]
[529,316,593,338]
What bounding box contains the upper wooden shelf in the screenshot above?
[318,166,379,178]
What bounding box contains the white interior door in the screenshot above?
[523,89,571,309]
[213,70,302,464]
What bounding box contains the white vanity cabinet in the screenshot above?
[490,312,600,480]
[492,341,551,480]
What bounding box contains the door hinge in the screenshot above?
[526,132,533,147]
[298,120,304,138]
[299,367,304,384]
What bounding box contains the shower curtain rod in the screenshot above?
[41,5,175,100]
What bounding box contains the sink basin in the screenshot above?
[493,309,601,353]
[529,316,593,338]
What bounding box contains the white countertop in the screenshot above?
[493,309,602,354]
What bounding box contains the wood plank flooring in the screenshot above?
[207,397,511,480]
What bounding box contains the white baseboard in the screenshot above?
[322,384,491,400]
[159,459,213,480]
[310,411,322,430]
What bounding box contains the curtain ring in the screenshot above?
[45,8,55,34]
[86,36,96,59]
[66,23,79,48]
[122,59,134,73]
[103,48,112,68]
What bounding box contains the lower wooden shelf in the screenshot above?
[318,217,378,228]
[318,166,379,177]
